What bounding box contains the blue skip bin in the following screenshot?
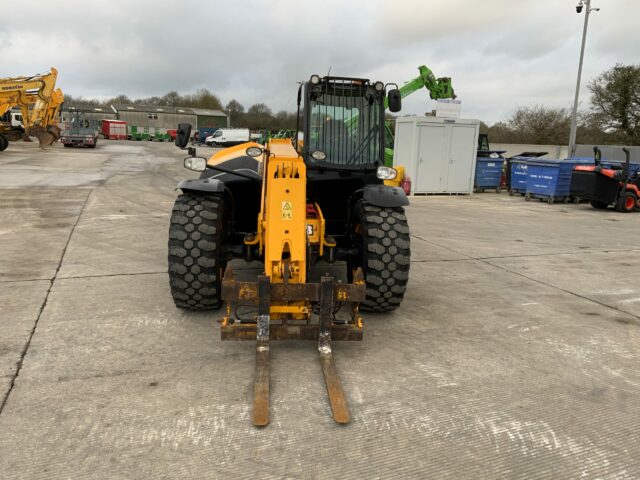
[474,156,505,192]
[525,159,590,204]
[508,158,528,195]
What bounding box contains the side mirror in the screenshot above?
[175,123,192,149]
[387,89,402,113]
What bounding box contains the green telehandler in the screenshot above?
[384,65,456,166]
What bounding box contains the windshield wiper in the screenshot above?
[347,124,378,165]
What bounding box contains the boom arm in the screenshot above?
[0,68,59,130]
[0,68,63,146]
[384,65,456,109]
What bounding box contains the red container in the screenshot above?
[401,176,412,195]
[167,129,177,140]
[101,120,127,140]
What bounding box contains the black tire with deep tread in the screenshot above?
[616,191,637,213]
[350,201,411,312]
[168,193,226,310]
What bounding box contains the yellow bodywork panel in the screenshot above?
[384,165,405,188]
[206,141,264,166]
[0,68,59,130]
[261,139,307,285]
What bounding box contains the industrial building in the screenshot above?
[59,104,227,132]
[111,104,227,130]
[60,105,116,123]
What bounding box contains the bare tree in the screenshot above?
[226,99,244,114]
[508,105,571,144]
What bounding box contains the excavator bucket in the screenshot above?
[29,126,57,148]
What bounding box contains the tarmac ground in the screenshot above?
[0,140,639,479]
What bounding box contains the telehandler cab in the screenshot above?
[169,75,410,426]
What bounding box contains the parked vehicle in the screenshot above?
[205,128,250,147]
[169,73,406,426]
[61,111,99,148]
[101,120,127,140]
[571,147,640,212]
[197,127,220,144]
[0,67,63,150]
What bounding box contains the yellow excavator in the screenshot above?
[170,75,409,426]
[0,67,63,151]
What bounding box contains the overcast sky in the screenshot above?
[1,0,638,124]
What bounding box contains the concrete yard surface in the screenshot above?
[0,140,639,479]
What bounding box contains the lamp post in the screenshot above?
[568,0,600,158]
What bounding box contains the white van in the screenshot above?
[205,128,250,147]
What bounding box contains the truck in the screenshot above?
[60,110,99,148]
[205,128,250,147]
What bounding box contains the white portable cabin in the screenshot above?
[393,117,480,194]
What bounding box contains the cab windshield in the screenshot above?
[306,83,383,168]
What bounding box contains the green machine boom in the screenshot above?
[384,66,456,165]
[384,65,455,109]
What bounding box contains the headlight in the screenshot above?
[377,166,397,180]
[311,150,326,161]
[184,157,207,172]
[374,81,384,92]
[310,74,321,85]
[246,146,264,157]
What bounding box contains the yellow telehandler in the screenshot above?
[0,67,63,151]
[170,75,409,426]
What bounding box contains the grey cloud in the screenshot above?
[1,0,638,124]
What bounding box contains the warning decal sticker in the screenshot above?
[282,201,293,220]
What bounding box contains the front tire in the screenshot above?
[168,193,226,310]
[349,202,411,312]
[616,191,637,213]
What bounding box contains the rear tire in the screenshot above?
[349,202,410,312]
[0,134,7,151]
[616,191,637,213]
[168,193,226,310]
